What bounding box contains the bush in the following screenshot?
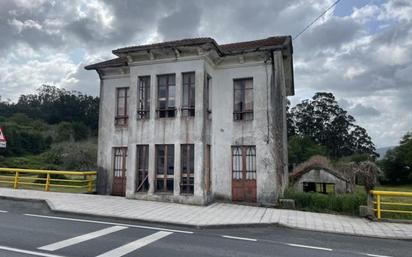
[42,140,97,171]
[284,189,367,216]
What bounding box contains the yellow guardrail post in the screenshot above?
[87,175,93,193]
[45,173,51,191]
[13,171,19,189]
[376,194,381,220]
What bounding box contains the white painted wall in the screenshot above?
[96,51,289,205]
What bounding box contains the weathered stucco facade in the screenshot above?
[86,36,294,205]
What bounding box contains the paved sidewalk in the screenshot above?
[0,188,411,239]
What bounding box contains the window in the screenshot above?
[182,72,195,117]
[136,145,149,192]
[181,144,194,194]
[157,74,176,118]
[303,182,335,194]
[115,87,129,126]
[155,144,174,193]
[206,74,212,119]
[233,78,253,120]
[232,146,256,180]
[137,76,150,119]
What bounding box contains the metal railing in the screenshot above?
[0,167,96,193]
[369,190,412,220]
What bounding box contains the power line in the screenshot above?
[293,0,342,40]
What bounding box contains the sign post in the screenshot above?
[0,127,6,148]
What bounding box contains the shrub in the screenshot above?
[284,188,367,216]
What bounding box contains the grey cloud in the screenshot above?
[158,1,201,40]
[349,103,381,117]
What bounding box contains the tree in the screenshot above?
[288,135,328,168]
[290,92,376,159]
[380,132,412,184]
[286,100,296,138]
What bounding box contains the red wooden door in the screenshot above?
[112,147,127,196]
[232,146,256,202]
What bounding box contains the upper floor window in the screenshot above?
[137,76,150,119]
[115,87,129,126]
[182,72,195,117]
[157,74,176,118]
[233,78,253,121]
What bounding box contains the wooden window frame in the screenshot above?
[137,76,150,119]
[136,145,149,192]
[155,144,174,193]
[233,78,253,121]
[115,87,129,126]
[157,74,176,118]
[232,146,256,181]
[181,72,195,117]
[303,182,335,194]
[180,144,194,195]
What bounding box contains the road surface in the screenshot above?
[0,198,409,257]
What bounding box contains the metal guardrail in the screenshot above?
[0,167,96,193]
[369,190,412,220]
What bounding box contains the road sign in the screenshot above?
[0,127,6,148]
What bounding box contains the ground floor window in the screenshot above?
[180,144,194,194]
[155,144,174,193]
[303,182,335,194]
[232,146,256,180]
[136,145,149,192]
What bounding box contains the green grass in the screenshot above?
[283,188,367,216]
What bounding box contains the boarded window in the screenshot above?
[136,145,149,192]
[303,182,335,194]
[137,76,150,119]
[157,74,176,118]
[155,144,174,193]
[182,72,195,117]
[181,144,194,194]
[232,146,256,180]
[115,88,129,126]
[233,78,253,121]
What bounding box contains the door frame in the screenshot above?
[231,146,257,202]
[112,147,127,196]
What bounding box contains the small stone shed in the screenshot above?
[290,167,351,194]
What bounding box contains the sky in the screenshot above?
[0,0,411,148]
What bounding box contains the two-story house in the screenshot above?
[85,36,294,205]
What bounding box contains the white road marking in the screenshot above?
[0,245,65,257]
[38,225,127,251]
[287,243,333,251]
[222,235,257,242]
[365,254,393,257]
[0,210,8,213]
[25,213,193,234]
[95,231,173,257]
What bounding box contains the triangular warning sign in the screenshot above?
[0,127,6,141]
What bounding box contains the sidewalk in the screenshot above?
[0,188,411,240]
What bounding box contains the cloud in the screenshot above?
[0,0,411,147]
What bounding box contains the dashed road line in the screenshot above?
[0,245,65,257]
[286,243,333,252]
[24,213,193,234]
[222,235,257,242]
[364,254,393,257]
[0,210,8,213]
[38,226,127,251]
[96,231,173,257]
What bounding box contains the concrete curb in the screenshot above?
[1,195,411,240]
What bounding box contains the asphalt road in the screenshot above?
[0,198,410,257]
